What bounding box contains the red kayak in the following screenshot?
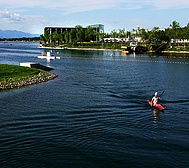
[147,100,166,110]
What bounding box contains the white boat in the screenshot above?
[38,51,60,60]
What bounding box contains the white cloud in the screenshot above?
[0,0,188,34]
[153,0,189,10]
[1,0,189,13]
[9,13,22,22]
[0,0,188,17]
[0,0,150,15]
[0,9,22,22]
[0,9,10,18]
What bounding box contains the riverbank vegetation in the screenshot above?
[0,64,57,91]
[40,21,189,52]
[0,37,40,42]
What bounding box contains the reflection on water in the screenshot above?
[151,108,164,124]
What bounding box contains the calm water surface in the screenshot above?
[0,42,189,167]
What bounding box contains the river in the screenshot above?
[0,42,189,167]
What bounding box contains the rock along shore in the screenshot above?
[0,72,58,91]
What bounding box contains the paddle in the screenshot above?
[159,91,165,97]
[150,91,164,106]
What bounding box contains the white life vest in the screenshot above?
[153,96,159,105]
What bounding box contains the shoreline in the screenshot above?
[0,71,58,91]
[37,46,189,53]
[67,47,123,52]
[37,46,123,52]
[161,50,189,54]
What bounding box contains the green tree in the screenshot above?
[64,31,69,44]
[49,33,52,44]
[170,20,180,30]
[119,28,127,45]
[69,29,77,44]
[131,29,137,38]
[170,20,180,39]
[147,30,155,44]
[104,33,111,38]
[136,26,141,37]
[40,34,45,43]
[111,29,118,47]
[119,28,126,38]
[152,27,159,43]
[52,31,59,44]
[183,23,189,39]
[126,31,131,39]
[141,29,148,40]
[59,33,64,44]
[98,32,104,47]
[165,28,172,47]
[75,25,84,44]
[85,26,94,42]
[158,30,167,42]
[44,30,50,43]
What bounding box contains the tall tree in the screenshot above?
[132,29,137,38]
[98,32,104,48]
[85,26,94,42]
[75,25,84,44]
[40,34,45,43]
[59,33,64,44]
[141,29,148,40]
[111,29,118,47]
[69,29,77,44]
[170,20,180,30]
[44,30,50,43]
[170,20,180,39]
[64,31,69,44]
[52,31,59,44]
[126,31,131,40]
[119,28,126,45]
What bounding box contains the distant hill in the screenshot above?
[0,29,40,38]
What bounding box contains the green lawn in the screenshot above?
[0,64,57,91]
[0,64,41,81]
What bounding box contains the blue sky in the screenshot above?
[0,0,189,34]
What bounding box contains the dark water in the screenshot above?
[0,42,189,167]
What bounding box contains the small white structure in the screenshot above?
[38,51,60,60]
[20,62,53,71]
[20,62,39,68]
[47,51,54,57]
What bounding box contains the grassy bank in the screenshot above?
[0,64,57,91]
[43,41,189,52]
[43,42,149,51]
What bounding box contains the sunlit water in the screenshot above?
[0,42,189,167]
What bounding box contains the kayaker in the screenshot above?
[151,92,160,105]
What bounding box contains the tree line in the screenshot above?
[40,25,98,44]
[40,21,189,45]
[105,21,189,43]
[140,21,189,43]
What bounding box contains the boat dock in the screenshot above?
[20,62,54,71]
